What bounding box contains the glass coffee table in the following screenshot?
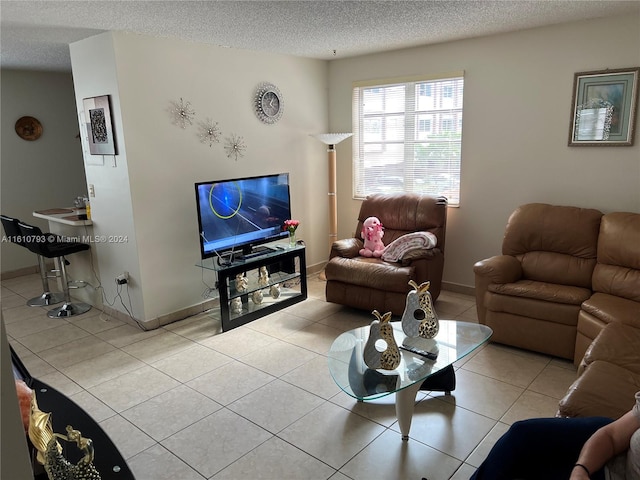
[327,320,492,440]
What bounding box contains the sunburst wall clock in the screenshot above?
[254,82,283,124]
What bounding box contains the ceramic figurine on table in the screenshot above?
[401,280,439,339]
[230,297,242,314]
[258,266,269,288]
[269,283,281,298]
[363,310,401,370]
[235,273,248,293]
[252,290,263,304]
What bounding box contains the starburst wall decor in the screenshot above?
[168,97,248,159]
[198,118,221,147]
[224,134,246,161]
[169,97,195,129]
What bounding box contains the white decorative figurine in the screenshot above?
[401,280,439,339]
[258,266,269,287]
[251,290,263,304]
[363,310,401,370]
[235,273,248,293]
[230,297,242,314]
[269,284,281,298]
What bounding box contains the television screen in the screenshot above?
[195,173,292,259]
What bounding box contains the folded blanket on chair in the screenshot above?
[382,232,437,263]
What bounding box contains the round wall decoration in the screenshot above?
[15,116,43,141]
[254,82,283,124]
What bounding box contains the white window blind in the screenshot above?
[352,74,464,206]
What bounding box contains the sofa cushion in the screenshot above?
[592,212,640,303]
[581,293,640,328]
[597,212,640,270]
[592,264,640,303]
[488,280,591,305]
[584,322,640,375]
[357,194,448,252]
[518,252,597,289]
[502,203,602,287]
[325,256,413,293]
[484,290,582,325]
[559,360,640,419]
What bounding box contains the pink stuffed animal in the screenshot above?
[359,216,385,257]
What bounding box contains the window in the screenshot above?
[352,73,464,205]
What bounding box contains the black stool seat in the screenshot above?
[1,215,65,307]
[17,221,92,318]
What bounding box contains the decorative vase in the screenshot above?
[401,280,439,339]
[288,230,296,248]
[363,310,401,370]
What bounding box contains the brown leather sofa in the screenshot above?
[474,204,640,419]
[325,193,447,316]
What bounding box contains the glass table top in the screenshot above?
[327,320,493,400]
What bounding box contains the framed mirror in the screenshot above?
[568,67,639,146]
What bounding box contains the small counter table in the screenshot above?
[32,208,96,306]
[33,208,92,227]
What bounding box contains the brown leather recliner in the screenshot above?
[325,193,447,316]
[473,203,603,360]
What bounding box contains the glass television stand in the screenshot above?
[198,244,307,331]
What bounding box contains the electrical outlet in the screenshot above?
[116,271,129,285]
[89,184,95,197]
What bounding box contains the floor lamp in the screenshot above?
[312,133,353,256]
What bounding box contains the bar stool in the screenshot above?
[1,214,65,307]
[17,221,92,318]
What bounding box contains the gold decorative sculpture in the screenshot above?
[28,392,101,480]
[44,425,101,480]
[29,392,61,465]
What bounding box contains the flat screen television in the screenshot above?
[195,172,292,260]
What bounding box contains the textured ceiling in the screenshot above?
[1,0,639,71]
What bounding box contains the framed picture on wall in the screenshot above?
[568,67,639,146]
[83,95,117,155]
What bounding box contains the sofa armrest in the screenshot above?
[398,247,440,266]
[473,255,523,284]
[329,238,363,259]
[474,255,522,325]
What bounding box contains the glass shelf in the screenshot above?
[197,245,307,331]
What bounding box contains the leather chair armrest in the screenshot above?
[398,247,439,266]
[329,238,363,259]
[473,255,522,284]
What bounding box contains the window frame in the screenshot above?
[352,72,464,206]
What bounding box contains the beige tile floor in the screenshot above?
[2,273,578,480]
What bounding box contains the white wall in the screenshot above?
[328,14,640,290]
[0,70,87,274]
[71,32,328,325]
